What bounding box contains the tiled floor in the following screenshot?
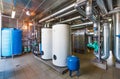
[0,52,120,79]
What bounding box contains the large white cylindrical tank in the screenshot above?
[52,24,71,67]
[41,28,52,59]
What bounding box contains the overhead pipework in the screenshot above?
[39,3,75,23]
[96,0,108,14]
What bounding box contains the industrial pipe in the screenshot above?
[96,0,108,14]
[106,0,113,11]
[46,9,77,22]
[58,16,81,23]
[39,3,75,23]
[114,12,120,62]
[101,23,110,59]
[85,0,96,22]
[108,7,120,14]
[71,22,93,28]
[93,23,110,60]
[86,0,92,17]
[0,12,2,58]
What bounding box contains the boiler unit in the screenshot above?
[52,24,71,67]
[41,28,52,59]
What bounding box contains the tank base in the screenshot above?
[91,58,107,70]
[69,70,80,77]
[34,54,68,74]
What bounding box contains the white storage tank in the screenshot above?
[52,24,71,67]
[41,28,52,59]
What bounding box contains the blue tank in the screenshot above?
[1,28,22,56]
[67,55,80,71]
[12,29,22,55]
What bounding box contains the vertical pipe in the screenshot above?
[101,23,110,59]
[93,21,101,61]
[114,12,120,62]
[97,21,101,61]
[16,19,18,29]
[0,12,2,58]
[88,36,92,43]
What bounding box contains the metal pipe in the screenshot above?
[75,1,96,22]
[96,0,108,14]
[108,7,120,14]
[86,0,92,17]
[39,3,75,23]
[58,16,81,23]
[2,14,13,19]
[46,9,77,22]
[85,0,96,22]
[0,12,2,58]
[106,0,113,11]
[71,22,93,27]
[114,12,120,62]
[101,23,110,59]
[86,32,94,36]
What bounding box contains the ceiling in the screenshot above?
[1,0,119,28]
[0,0,76,28]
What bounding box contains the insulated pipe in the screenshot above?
[46,9,77,22]
[114,12,120,62]
[39,3,75,23]
[96,0,108,14]
[108,7,120,14]
[101,23,110,59]
[0,12,2,58]
[106,0,113,11]
[75,0,96,22]
[71,22,93,27]
[86,0,92,17]
[58,16,81,23]
[93,22,101,61]
[85,0,96,22]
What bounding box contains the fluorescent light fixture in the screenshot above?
[11,10,16,18]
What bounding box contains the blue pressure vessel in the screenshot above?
[67,55,80,71]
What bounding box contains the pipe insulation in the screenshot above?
[58,16,81,23]
[96,0,108,14]
[114,12,120,62]
[101,23,110,59]
[39,3,75,23]
[0,12,2,58]
[71,22,93,27]
[46,9,77,22]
